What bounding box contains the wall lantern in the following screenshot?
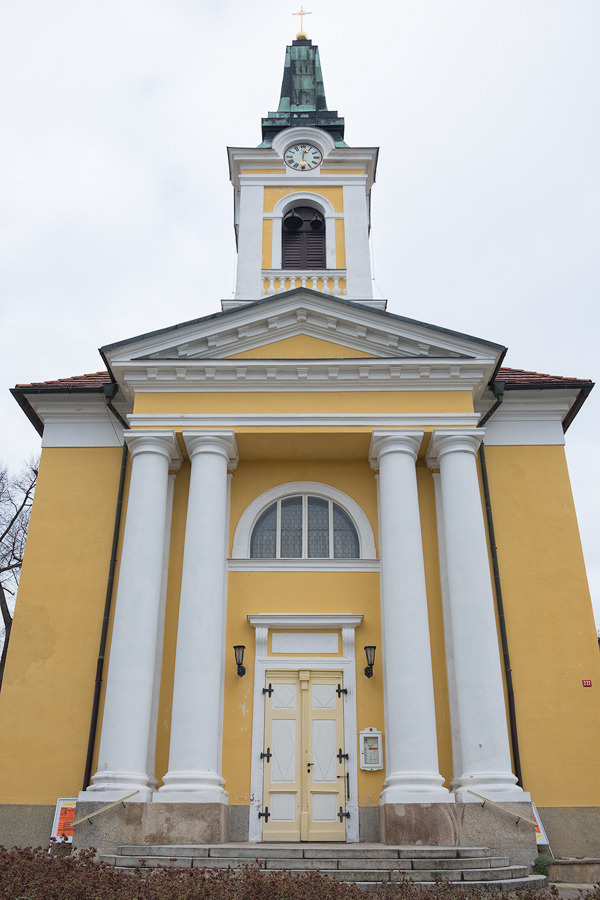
[234,645,246,677]
[364,646,376,679]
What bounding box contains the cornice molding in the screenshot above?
[117,359,489,398]
[128,412,480,429]
[247,614,364,630]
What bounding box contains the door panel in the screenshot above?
[262,670,346,841]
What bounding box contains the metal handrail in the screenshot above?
[72,790,139,826]
[466,790,536,825]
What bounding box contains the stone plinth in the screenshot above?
[381,801,537,866]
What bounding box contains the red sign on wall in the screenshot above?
[582,680,592,687]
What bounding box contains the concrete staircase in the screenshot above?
[100,843,547,889]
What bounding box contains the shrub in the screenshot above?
[0,846,598,900]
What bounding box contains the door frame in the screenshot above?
[248,614,363,842]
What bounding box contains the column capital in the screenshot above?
[426,429,485,469]
[182,430,238,470]
[124,430,182,466]
[369,430,424,470]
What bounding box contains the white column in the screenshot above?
[159,430,238,802]
[343,183,373,299]
[370,431,450,803]
[83,430,180,799]
[427,430,528,802]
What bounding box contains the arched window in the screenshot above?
[250,495,359,559]
[282,207,326,269]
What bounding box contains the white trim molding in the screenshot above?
[269,191,338,270]
[229,558,380,572]
[231,481,377,560]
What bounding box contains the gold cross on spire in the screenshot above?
[293,5,312,37]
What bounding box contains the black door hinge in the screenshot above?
[260,747,272,762]
[258,807,270,822]
[338,807,350,822]
[336,684,348,698]
[263,683,273,697]
[337,748,349,763]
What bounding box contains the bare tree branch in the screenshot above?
[0,457,38,692]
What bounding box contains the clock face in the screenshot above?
[284,143,323,171]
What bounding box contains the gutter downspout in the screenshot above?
[82,388,128,790]
[476,382,524,788]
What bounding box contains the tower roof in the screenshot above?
[259,39,347,147]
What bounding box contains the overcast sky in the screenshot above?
[1,0,598,625]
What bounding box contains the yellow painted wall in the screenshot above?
[261,219,273,269]
[0,447,124,804]
[336,219,346,269]
[263,186,343,213]
[228,334,375,359]
[133,390,474,417]
[484,444,600,806]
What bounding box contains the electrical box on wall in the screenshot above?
[359,727,383,770]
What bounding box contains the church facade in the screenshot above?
[1,36,599,858]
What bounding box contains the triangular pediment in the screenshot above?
[101,290,505,401]
[227,334,376,359]
[103,291,503,363]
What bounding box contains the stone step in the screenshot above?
[115,843,493,860]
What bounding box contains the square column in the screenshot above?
[370,431,450,803]
[427,430,529,802]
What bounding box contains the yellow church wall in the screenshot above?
[336,219,347,269]
[0,447,124,804]
[263,186,344,214]
[484,444,600,807]
[227,334,376,359]
[133,390,474,417]
[261,219,273,269]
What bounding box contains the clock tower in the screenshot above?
[227,35,381,308]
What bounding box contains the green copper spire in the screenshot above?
[259,39,347,147]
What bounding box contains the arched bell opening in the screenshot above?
[282,206,326,269]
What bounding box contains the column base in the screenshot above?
[381,771,452,805]
[80,769,153,801]
[454,771,531,803]
[158,770,228,804]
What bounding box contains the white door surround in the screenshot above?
[247,614,363,842]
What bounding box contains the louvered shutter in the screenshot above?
[282,208,326,270]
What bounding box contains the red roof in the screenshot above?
[14,367,593,390]
[15,371,112,389]
[498,367,593,387]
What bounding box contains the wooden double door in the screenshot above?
[261,670,348,841]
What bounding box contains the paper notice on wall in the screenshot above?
[531,802,551,849]
[51,798,77,844]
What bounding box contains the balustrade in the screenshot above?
[261,270,346,297]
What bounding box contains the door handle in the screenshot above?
[307,761,314,773]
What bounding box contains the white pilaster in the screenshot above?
[370,431,450,803]
[235,185,264,300]
[343,184,373,299]
[82,430,180,799]
[427,430,528,802]
[159,430,238,803]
